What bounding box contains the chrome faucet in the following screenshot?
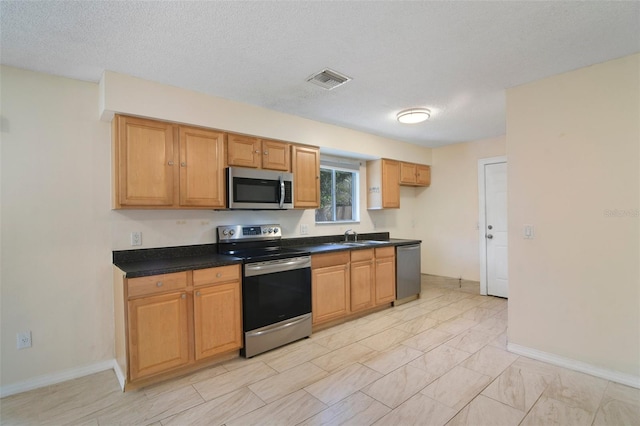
[344,229,358,242]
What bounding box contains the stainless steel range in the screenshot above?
[217,224,312,357]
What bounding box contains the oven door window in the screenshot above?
[243,267,311,331]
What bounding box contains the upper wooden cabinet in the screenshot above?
[113,115,225,209]
[367,159,400,209]
[114,115,176,207]
[400,162,431,187]
[179,126,225,208]
[227,133,290,171]
[292,145,320,209]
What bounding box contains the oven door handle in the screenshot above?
[247,314,310,337]
[279,175,285,209]
[245,256,311,276]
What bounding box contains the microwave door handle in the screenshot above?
[279,176,285,209]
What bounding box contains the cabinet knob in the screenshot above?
[264,150,268,155]
[167,161,174,166]
[255,150,261,154]
[216,273,222,278]
[181,162,186,167]
[156,282,163,287]
[181,293,186,299]
[195,291,201,296]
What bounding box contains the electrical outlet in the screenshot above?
[131,231,142,246]
[17,331,31,349]
[300,224,309,235]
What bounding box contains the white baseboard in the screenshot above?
[0,359,117,398]
[508,342,640,389]
[113,361,126,391]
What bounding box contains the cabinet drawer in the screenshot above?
[351,248,374,262]
[375,246,395,258]
[312,251,350,269]
[193,264,241,287]
[127,272,187,298]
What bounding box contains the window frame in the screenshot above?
[315,159,360,224]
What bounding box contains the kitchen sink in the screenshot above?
[321,240,389,248]
[337,240,389,247]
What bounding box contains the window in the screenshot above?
[315,157,360,223]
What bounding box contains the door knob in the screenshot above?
[487,234,493,239]
[488,225,493,230]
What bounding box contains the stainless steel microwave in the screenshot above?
[226,167,294,209]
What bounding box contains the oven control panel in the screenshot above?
[217,224,282,241]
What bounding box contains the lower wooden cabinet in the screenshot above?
[311,247,396,326]
[128,291,190,380]
[311,252,350,325]
[350,249,375,313]
[375,247,396,305]
[193,281,242,360]
[114,265,242,389]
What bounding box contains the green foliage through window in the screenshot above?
[315,166,358,222]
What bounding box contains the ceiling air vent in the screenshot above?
[307,68,352,90]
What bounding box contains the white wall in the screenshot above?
[0,66,429,393]
[507,53,639,380]
[1,66,113,389]
[418,136,506,280]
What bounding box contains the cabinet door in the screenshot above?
[382,159,400,208]
[179,126,225,207]
[128,292,189,380]
[193,281,242,360]
[400,162,417,185]
[227,133,260,168]
[312,264,349,324]
[115,115,176,207]
[261,139,290,171]
[292,145,320,208]
[375,256,396,305]
[416,164,431,186]
[350,259,374,312]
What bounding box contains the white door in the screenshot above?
[483,161,508,298]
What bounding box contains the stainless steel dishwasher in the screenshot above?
[395,244,421,304]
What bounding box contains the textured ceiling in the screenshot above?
[1,1,639,147]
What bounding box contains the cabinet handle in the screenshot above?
[255,150,261,154]
[167,161,174,166]
[195,291,201,296]
[216,273,222,278]
[156,282,163,287]
[181,162,186,167]
[181,293,186,299]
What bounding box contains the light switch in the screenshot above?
[523,225,535,239]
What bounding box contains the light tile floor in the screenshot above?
[2,275,639,425]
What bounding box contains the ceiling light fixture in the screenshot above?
[397,108,431,124]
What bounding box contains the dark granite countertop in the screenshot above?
[113,234,421,278]
[113,244,242,278]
